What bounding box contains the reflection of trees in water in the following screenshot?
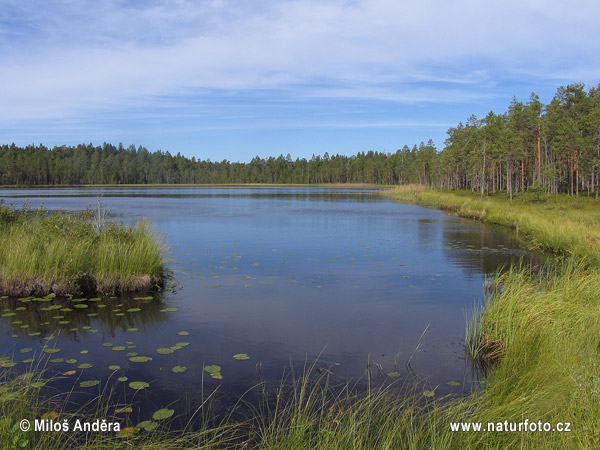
[440,223,545,275]
[0,294,169,341]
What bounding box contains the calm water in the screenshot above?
[0,187,541,420]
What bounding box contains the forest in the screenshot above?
[1,83,598,197]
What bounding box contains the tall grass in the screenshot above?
[0,202,166,296]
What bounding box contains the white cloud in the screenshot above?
[1,0,599,122]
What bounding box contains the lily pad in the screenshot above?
[108,365,121,370]
[171,366,187,373]
[112,346,127,351]
[233,353,250,360]
[177,331,189,336]
[423,390,435,397]
[156,348,174,355]
[127,308,141,313]
[42,348,61,354]
[204,365,221,374]
[387,372,401,378]
[129,356,152,363]
[19,348,33,353]
[117,376,128,382]
[137,420,158,431]
[78,363,92,369]
[116,427,140,438]
[80,380,100,388]
[63,370,76,375]
[152,408,174,420]
[129,381,149,390]
[447,380,461,386]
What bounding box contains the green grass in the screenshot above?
[0,202,166,296]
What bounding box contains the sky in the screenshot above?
[1,0,599,162]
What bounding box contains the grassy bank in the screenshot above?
[2,187,599,449]
[0,202,166,296]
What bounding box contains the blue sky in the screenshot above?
[1,0,599,162]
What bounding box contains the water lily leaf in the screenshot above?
[210,373,223,379]
[387,372,401,378]
[156,348,174,355]
[152,408,174,420]
[43,348,61,354]
[19,348,33,353]
[129,356,152,363]
[80,350,88,354]
[129,381,149,390]
[177,331,189,336]
[447,380,461,386]
[127,328,139,332]
[116,427,140,438]
[50,358,64,363]
[171,366,187,373]
[63,370,76,375]
[127,308,141,313]
[109,365,121,370]
[80,380,100,387]
[159,308,177,312]
[78,363,92,369]
[22,358,34,364]
[102,343,113,347]
[1,362,17,368]
[423,390,435,397]
[73,304,88,309]
[118,376,128,382]
[112,346,126,351]
[233,353,250,360]
[204,365,221,374]
[137,420,158,431]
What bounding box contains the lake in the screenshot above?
[0,186,542,421]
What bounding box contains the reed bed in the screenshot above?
[0,202,166,296]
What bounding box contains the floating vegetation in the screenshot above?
[19,348,32,353]
[78,363,92,369]
[129,381,149,390]
[42,348,61,354]
[159,307,177,312]
[127,307,141,312]
[80,380,100,388]
[63,370,76,375]
[108,365,121,370]
[233,353,250,360]
[423,390,435,397]
[152,408,174,420]
[447,380,460,386]
[112,346,126,351]
[171,366,187,373]
[127,328,139,332]
[156,348,174,355]
[117,377,128,382]
[137,420,157,431]
[177,331,189,336]
[387,372,401,378]
[129,356,152,363]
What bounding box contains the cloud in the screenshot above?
[1,0,599,123]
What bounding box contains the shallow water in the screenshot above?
[0,187,542,420]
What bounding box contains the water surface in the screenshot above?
[0,187,541,419]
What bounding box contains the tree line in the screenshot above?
[1,82,598,198]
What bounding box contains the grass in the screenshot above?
[2,185,599,449]
[0,201,167,297]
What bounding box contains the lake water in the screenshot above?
[0,187,541,421]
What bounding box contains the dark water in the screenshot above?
[0,187,541,421]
